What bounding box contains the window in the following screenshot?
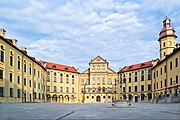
[129,77,131,83]
[39,93,41,99]
[17,89,20,98]
[47,86,50,91]
[123,87,125,92]
[164,79,167,87]
[163,42,165,47]
[175,75,178,84]
[156,70,158,77]
[60,77,63,83]
[175,58,178,67]
[66,87,69,92]
[54,77,56,82]
[47,71,50,75]
[72,79,74,84]
[72,75,74,78]
[38,83,40,89]
[148,84,151,91]
[170,61,172,70]
[169,41,172,46]
[161,81,162,88]
[87,96,89,99]
[148,69,151,80]
[141,85,144,91]
[72,88,74,93]
[54,72,56,76]
[129,87,131,92]
[97,65,100,70]
[60,87,63,92]
[10,53,13,66]
[10,88,13,97]
[160,68,162,75]
[60,73,63,77]
[81,79,84,85]
[24,63,26,72]
[135,86,137,92]
[156,82,158,89]
[34,92,37,99]
[17,76,20,84]
[38,71,40,77]
[29,66,32,75]
[97,78,100,85]
[164,65,166,73]
[153,72,155,78]
[54,86,56,92]
[24,78,26,85]
[170,78,172,85]
[47,76,50,82]
[0,87,3,97]
[10,73,12,82]
[34,82,36,88]
[0,69,3,79]
[134,76,137,82]
[164,52,166,56]
[0,47,4,62]
[66,78,69,83]
[29,80,31,87]
[34,69,36,76]
[18,60,20,70]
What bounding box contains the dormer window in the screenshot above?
[129,65,133,69]
[141,63,145,66]
[52,65,56,69]
[65,67,68,70]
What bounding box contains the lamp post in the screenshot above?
[83,83,86,103]
[114,78,116,102]
[123,78,127,100]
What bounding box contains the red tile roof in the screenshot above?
[120,60,153,73]
[43,61,78,73]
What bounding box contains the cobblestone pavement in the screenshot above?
[0,102,180,119]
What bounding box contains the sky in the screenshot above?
[0,0,180,72]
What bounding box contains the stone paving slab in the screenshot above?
[0,102,180,119]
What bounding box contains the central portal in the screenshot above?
[96,95,101,102]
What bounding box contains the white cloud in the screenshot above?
[0,0,179,72]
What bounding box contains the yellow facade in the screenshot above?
[45,68,79,103]
[152,48,180,102]
[0,29,46,103]
[78,56,119,103]
[119,62,153,102]
[151,16,180,103]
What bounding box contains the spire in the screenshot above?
[158,16,177,41]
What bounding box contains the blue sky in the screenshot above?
[0,0,180,72]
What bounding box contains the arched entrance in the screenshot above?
[70,95,75,102]
[96,95,101,102]
[141,94,145,101]
[128,94,133,101]
[64,95,69,102]
[52,94,57,102]
[46,94,51,102]
[147,93,152,101]
[59,95,63,103]
[135,96,138,102]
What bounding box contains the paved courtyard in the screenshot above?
[0,102,180,119]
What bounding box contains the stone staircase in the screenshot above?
[156,94,180,103]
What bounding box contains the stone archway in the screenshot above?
[64,95,69,102]
[140,94,145,101]
[52,94,57,102]
[70,95,75,102]
[46,94,51,102]
[147,93,152,101]
[96,95,101,102]
[128,94,133,101]
[135,96,138,102]
[59,95,64,103]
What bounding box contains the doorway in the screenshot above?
[96,96,101,102]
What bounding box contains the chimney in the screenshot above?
[12,39,17,46]
[20,47,27,54]
[0,29,6,38]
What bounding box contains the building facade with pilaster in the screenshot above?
[0,29,47,103]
